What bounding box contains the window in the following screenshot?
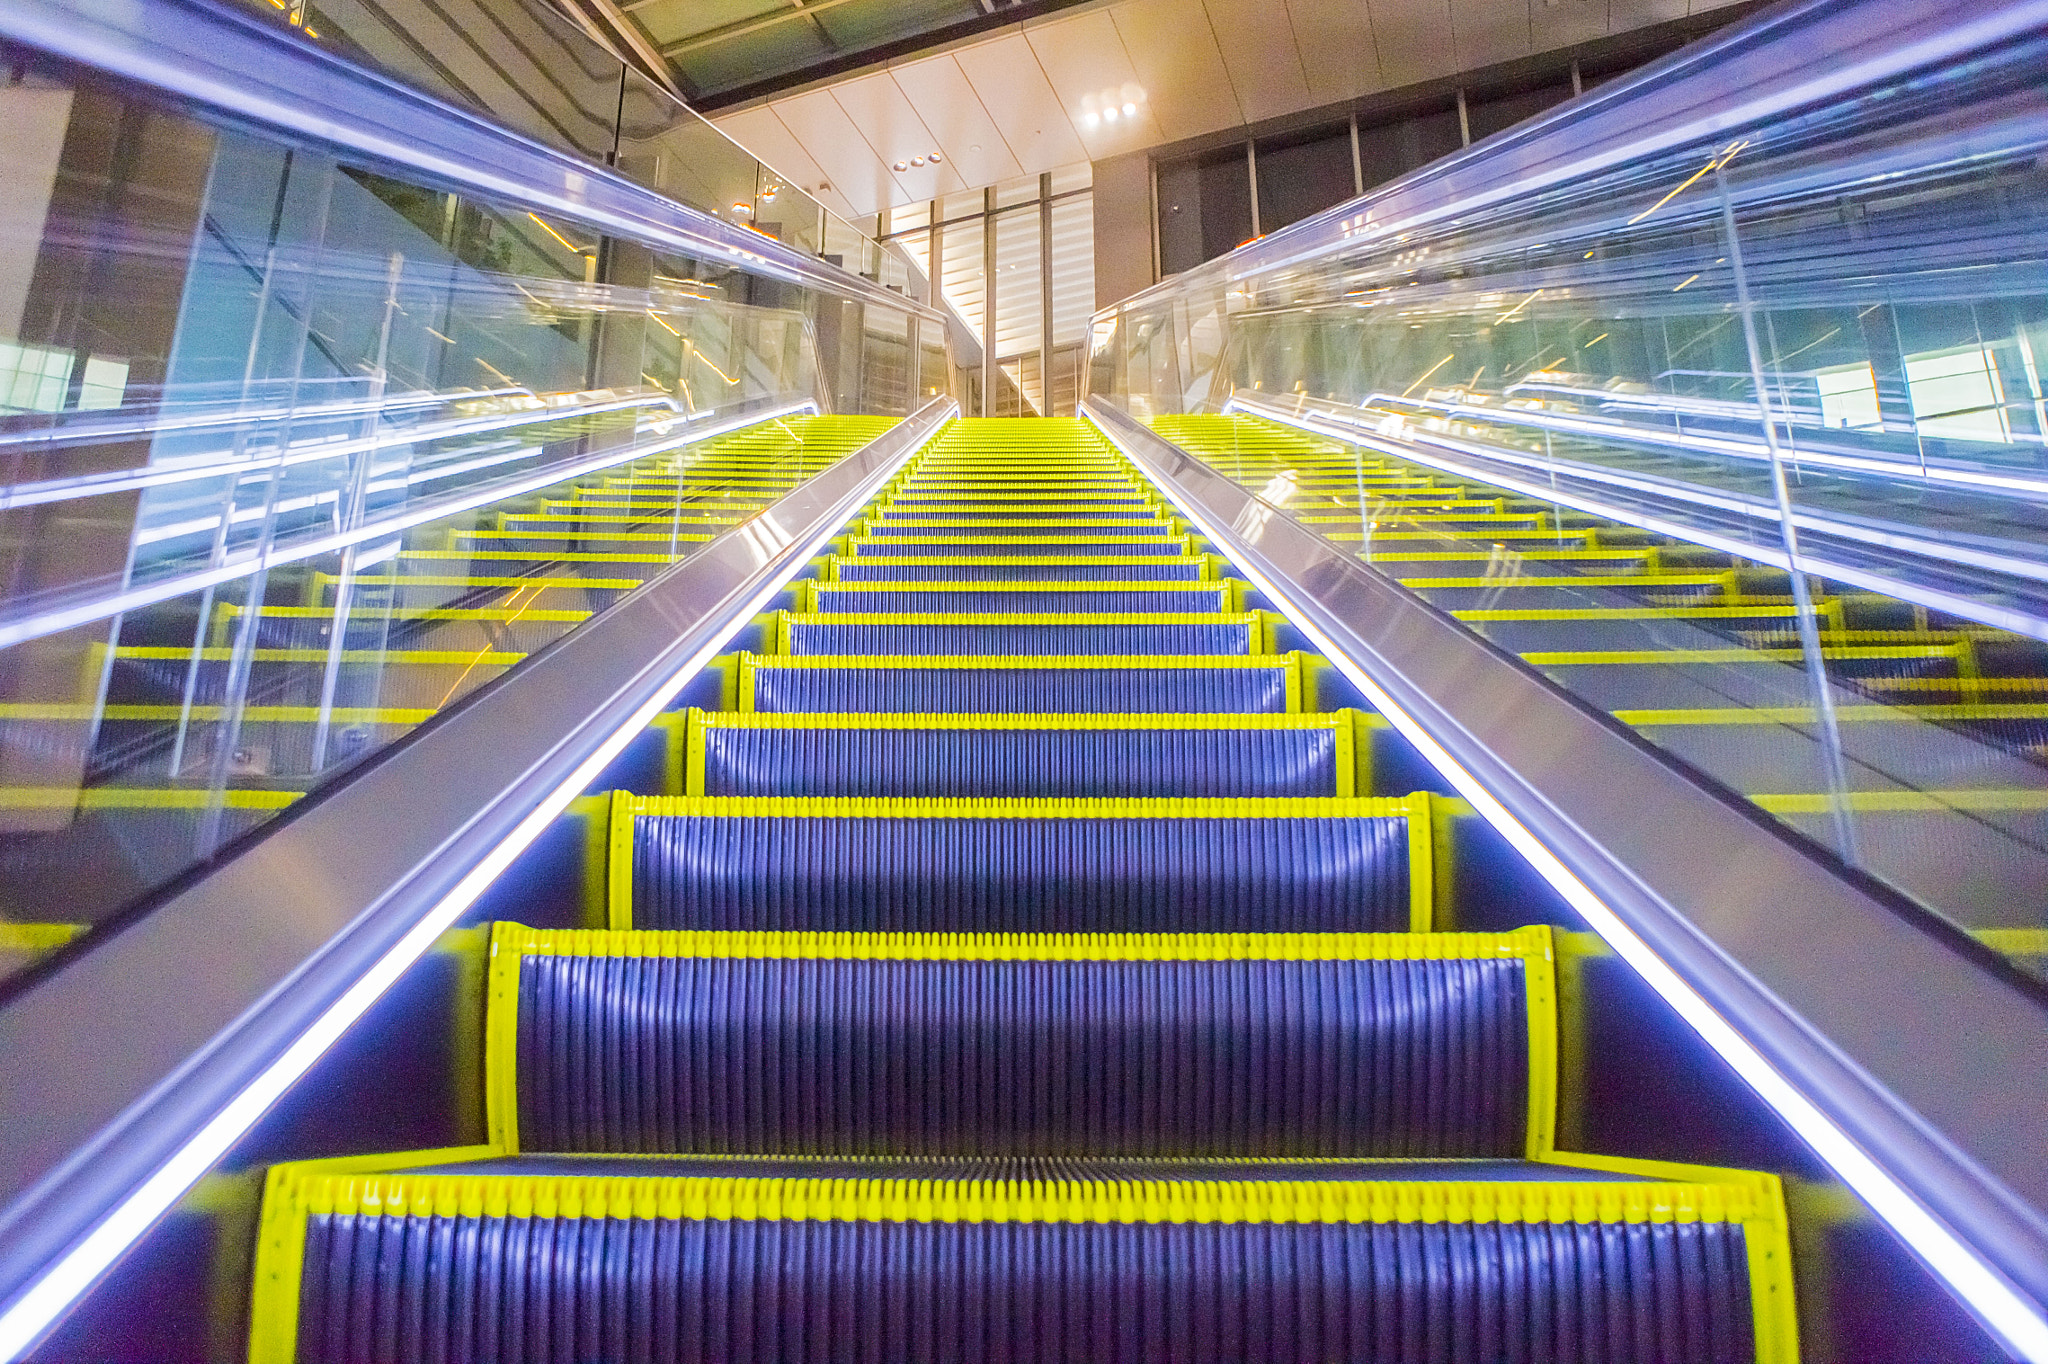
[1156,148,1253,276]
[1255,126,1356,233]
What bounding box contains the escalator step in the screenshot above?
[863,522,1176,537]
[846,539,1194,557]
[274,1169,1765,1364]
[829,559,1209,583]
[888,493,1163,503]
[739,654,1305,714]
[806,586,1232,615]
[614,794,1426,933]
[684,711,1358,798]
[776,614,1262,657]
[497,925,1546,1158]
[874,507,1157,520]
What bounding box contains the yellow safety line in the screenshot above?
[1750,789,2048,814]
[1619,704,2048,725]
[0,787,301,809]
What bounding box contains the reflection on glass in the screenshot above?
[1097,19,2048,978]
[217,0,895,281]
[0,68,922,985]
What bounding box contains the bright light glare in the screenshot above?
[1122,102,1137,115]
[1102,107,1118,122]
[1082,401,2048,1364]
[0,401,954,1362]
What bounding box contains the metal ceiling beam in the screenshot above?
[654,0,865,59]
[683,0,1098,111]
[546,0,686,102]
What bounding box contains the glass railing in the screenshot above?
[213,0,908,289]
[0,14,943,985]
[1090,0,2048,978]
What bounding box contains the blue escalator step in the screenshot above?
[778,613,1260,657]
[285,1168,1759,1364]
[616,794,1422,933]
[848,539,1191,557]
[830,559,1207,582]
[501,925,1542,1158]
[740,654,1304,714]
[687,713,1354,797]
[809,586,1229,614]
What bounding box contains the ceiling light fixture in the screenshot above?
[1122,102,1137,115]
[911,156,925,167]
[1103,106,1119,122]
[929,150,942,163]
[893,160,908,171]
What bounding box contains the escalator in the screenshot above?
[0,413,890,965]
[1154,414,2048,973]
[243,417,1795,1362]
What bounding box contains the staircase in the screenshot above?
[247,416,1797,1363]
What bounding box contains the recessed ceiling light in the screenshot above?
[893,161,908,171]
[1103,107,1119,122]
[1122,101,1137,115]
[1081,113,1099,128]
[929,150,942,162]
[911,156,925,166]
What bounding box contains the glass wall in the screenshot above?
[216,0,905,279]
[0,43,936,986]
[1091,5,2048,979]
[884,168,1094,416]
[1147,11,1755,277]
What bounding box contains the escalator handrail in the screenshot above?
[1102,0,2046,310]
[0,0,943,327]
[1082,397,2048,1353]
[0,397,956,1358]
[1226,390,2048,646]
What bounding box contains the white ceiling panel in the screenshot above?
[830,71,968,206]
[1025,12,1166,160]
[710,105,828,198]
[953,31,1089,175]
[1200,0,1314,124]
[889,53,1025,190]
[1109,0,1245,142]
[773,88,902,217]
[1365,0,1462,87]
[1285,0,1385,104]
[1449,0,1534,70]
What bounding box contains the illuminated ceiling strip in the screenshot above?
[0,401,955,1361]
[0,403,815,652]
[1084,400,2048,1363]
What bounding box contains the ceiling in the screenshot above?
[623,0,1095,107]
[702,0,1747,221]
